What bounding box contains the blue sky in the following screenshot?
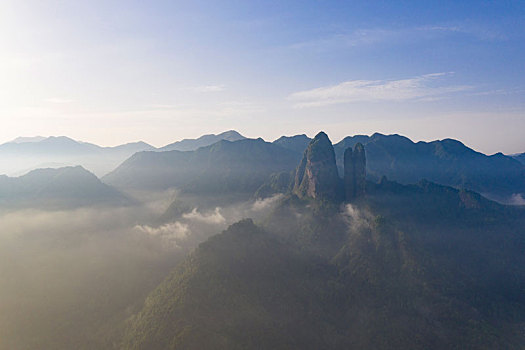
[0,0,524,153]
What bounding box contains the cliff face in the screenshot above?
[344,148,355,200]
[344,143,366,200]
[293,132,343,201]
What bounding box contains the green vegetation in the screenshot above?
[122,181,525,349]
[104,138,301,194]
[254,171,293,199]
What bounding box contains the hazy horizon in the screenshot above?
[2,2,525,349]
[1,1,524,154]
[2,129,522,156]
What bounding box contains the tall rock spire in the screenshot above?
[343,143,366,200]
[353,143,366,197]
[293,132,343,201]
[344,147,355,200]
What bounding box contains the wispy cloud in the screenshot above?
[290,23,506,51]
[467,87,525,97]
[420,24,507,41]
[509,193,525,205]
[288,73,472,108]
[191,84,226,93]
[252,194,284,210]
[135,221,190,241]
[290,29,398,50]
[182,207,226,225]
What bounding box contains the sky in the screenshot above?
[0,0,524,154]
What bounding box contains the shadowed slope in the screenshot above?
[104,138,301,194]
[122,180,525,349]
[333,133,525,201]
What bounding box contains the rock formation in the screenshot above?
[293,132,343,201]
[344,143,366,200]
[353,143,366,197]
[344,147,355,200]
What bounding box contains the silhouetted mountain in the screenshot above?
[104,138,301,195]
[8,136,46,143]
[1,136,99,155]
[0,136,155,176]
[158,130,246,152]
[109,141,156,154]
[122,179,525,349]
[0,166,129,209]
[333,133,525,202]
[272,134,312,154]
[4,132,523,202]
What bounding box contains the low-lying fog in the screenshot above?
[0,191,282,350]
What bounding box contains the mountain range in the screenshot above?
[274,133,525,202]
[1,130,524,349]
[2,130,524,211]
[104,131,525,204]
[122,133,525,349]
[333,133,525,202]
[104,138,300,195]
[0,131,246,177]
[0,136,155,177]
[158,130,246,151]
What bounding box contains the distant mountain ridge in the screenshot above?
[8,136,47,144]
[158,130,246,152]
[331,133,525,202]
[272,134,311,154]
[0,136,155,177]
[2,131,524,203]
[0,166,129,210]
[104,138,301,194]
[0,131,247,177]
[269,132,525,203]
[270,132,525,202]
[1,136,154,154]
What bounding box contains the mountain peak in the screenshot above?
[7,136,46,144]
[313,131,329,141]
[159,130,246,152]
[293,131,343,201]
[218,130,245,139]
[42,136,78,143]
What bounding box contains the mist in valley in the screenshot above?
[1,1,524,348]
[0,190,282,350]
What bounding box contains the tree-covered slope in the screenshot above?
[122,181,525,349]
[103,138,301,194]
[123,219,339,350]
